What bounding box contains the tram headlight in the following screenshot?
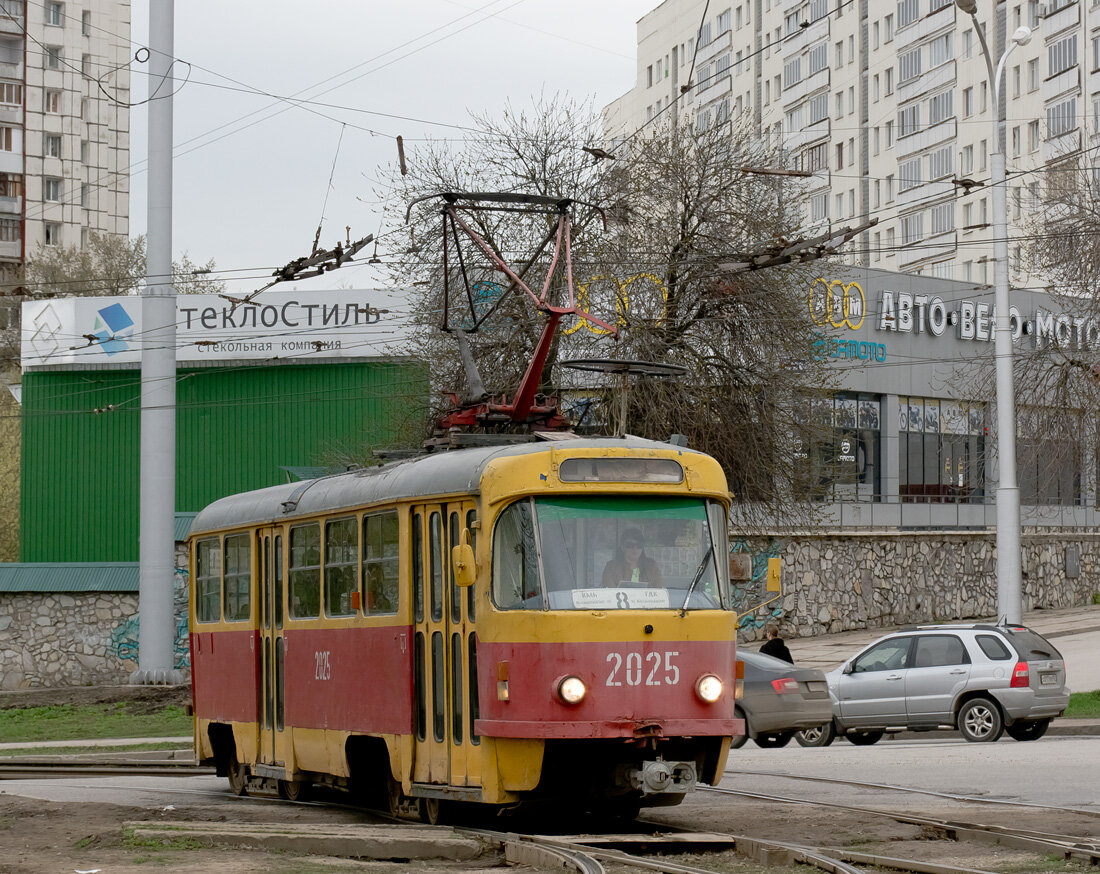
[556,675,587,705]
[695,674,724,703]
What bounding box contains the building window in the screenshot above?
[900,211,923,244]
[898,104,921,137]
[963,87,973,117]
[794,394,882,503]
[899,398,985,503]
[45,90,60,113]
[897,0,919,28]
[930,201,954,234]
[82,10,90,35]
[0,83,21,107]
[45,134,62,158]
[899,158,922,191]
[927,145,952,179]
[80,182,88,206]
[929,33,952,66]
[1047,97,1077,138]
[44,222,61,246]
[1019,409,1082,506]
[44,178,61,201]
[80,140,88,163]
[0,218,19,242]
[45,2,63,26]
[45,47,61,70]
[0,173,22,197]
[898,47,921,83]
[1028,119,1039,151]
[1049,35,1078,77]
[928,90,953,126]
[81,53,91,77]
[0,126,12,151]
[961,144,974,174]
[647,65,652,87]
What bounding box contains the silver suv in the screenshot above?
[796,623,1069,745]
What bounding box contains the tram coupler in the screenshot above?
[619,760,697,796]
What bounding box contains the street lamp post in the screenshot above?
[956,0,1031,624]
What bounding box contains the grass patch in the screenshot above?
[1065,690,1100,719]
[0,703,192,743]
[0,740,190,757]
[122,829,205,851]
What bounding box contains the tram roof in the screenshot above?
[189,436,711,535]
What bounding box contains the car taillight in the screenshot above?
[1010,661,1029,688]
[771,677,800,694]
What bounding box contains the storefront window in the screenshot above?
[899,397,985,503]
[1018,409,1081,506]
[794,393,881,501]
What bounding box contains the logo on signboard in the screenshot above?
[91,303,135,356]
[809,278,865,331]
[29,303,64,359]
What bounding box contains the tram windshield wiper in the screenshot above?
[680,543,714,614]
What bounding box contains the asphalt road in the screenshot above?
[722,733,1100,812]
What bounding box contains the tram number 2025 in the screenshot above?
[314,650,331,681]
[606,651,680,687]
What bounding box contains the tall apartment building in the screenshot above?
[0,0,129,308]
[605,0,1089,287]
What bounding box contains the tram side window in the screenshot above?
[289,524,321,619]
[223,533,251,622]
[195,538,221,622]
[491,500,540,610]
[325,518,357,617]
[363,511,399,614]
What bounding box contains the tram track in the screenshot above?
[5,760,1097,872]
[701,784,1100,866]
[725,767,1100,817]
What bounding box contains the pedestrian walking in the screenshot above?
[760,624,794,663]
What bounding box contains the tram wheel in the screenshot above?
[753,731,793,748]
[278,779,309,801]
[420,797,446,825]
[226,751,249,796]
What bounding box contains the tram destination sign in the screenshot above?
[21,288,414,370]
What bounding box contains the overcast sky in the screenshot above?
[127,1,655,296]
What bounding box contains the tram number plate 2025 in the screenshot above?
[314,650,332,681]
[606,651,680,687]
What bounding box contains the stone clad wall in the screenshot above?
[740,532,1100,641]
[0,593,140,689]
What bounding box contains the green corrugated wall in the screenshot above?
[20,360,427,562]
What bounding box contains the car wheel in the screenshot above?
[753,731,793,748]
[795,722,837,747]
[277,779,308,801]
[729,707,749,749]
[845,730,884,746]
[1005,718,1050,742]
[958,697,1005,743]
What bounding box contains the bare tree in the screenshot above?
[378,96,836,523]
[989,155,1100,503]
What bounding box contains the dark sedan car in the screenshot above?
[731,650,834,748]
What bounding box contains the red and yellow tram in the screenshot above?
[188,437,740,818]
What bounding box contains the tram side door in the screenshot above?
[412,501,481,788]
[412,506,449,785]
[258,527,289,767]
[446,501,480,789]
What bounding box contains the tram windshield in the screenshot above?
[492,496,730,611]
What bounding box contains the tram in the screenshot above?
[188,436,740,819]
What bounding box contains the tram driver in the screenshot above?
[602,528,662,587]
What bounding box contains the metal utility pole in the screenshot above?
[956,0,1030,625]
[132,0,181,684]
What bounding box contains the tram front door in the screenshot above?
[411,502,481,793]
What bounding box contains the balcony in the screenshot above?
[0,239,18,260]
[1043,65,1081,102]
[1042,0,1079,38]
[0,194,20,215]
[0,14,22,37]
[896,118,957,159]
[897,60,956,105]
[0,151,20,174]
